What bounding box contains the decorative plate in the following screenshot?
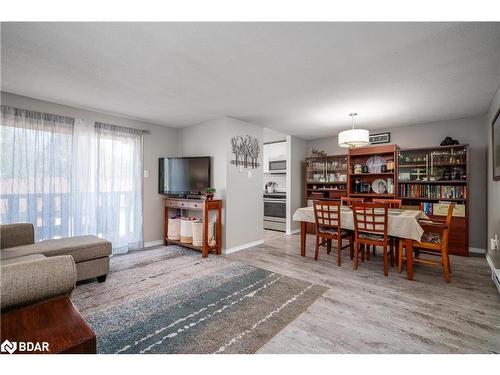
[366,156,387,173]
[372,179,387,194]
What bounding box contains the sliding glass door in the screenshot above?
[0,106,143,253]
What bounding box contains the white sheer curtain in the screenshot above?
[0,107,74,240]
[94,122,143,253]
[70,118,98,237]
[0,106,143,253]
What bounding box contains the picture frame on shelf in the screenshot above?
[492,107,500,181]
[369,132,391,145]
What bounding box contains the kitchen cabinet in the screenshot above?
[267,141,287,160]
[263,144,270,173]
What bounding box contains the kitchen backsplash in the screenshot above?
[263,173,287,192]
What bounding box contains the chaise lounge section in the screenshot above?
[0,223,112,282]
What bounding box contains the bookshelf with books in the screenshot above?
[398,144,469,256]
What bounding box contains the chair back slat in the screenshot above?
[313,200,341,232]
[372,198,402,209]
[352,202,389,239]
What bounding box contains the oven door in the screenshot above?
[264,199,286,220]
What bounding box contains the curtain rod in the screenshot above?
[1,105,151,134]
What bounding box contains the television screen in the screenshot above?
[159,157,211,195]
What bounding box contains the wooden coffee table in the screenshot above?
[1,297,96,354]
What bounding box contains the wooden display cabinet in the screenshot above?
[304,154,348,233]
[347,144,399,200]
[301,143,470,256]
[398,145,469,256]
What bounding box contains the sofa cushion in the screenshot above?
[0,223,34,249]
[0,235,112,263]
[1,255,76,310]
[1,254,46,266]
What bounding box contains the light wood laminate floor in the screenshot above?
[228,231,500,353]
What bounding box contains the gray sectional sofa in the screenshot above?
[0,223,112,311]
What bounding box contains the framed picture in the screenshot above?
[493,107,500,181]
[369,132,390,145]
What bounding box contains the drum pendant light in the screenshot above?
[338,113,369,148]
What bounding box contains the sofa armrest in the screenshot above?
[0,223,35,249]
[1,255,77,311]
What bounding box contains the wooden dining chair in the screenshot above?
[341,197,365,207]
[313,200,354,266]
[352,202,394,276]
[372,199,402,209]
[398,203,454,283]
[371,199,402,256]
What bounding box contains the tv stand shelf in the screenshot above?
[163,197,222,258]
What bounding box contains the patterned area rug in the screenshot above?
[72,246,326,354]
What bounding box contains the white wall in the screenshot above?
[263,128,287,143]
[287,135,307,233]
[307,116,488,251]
[0,91,179,244]
[180,116,264,252]
[486,85,500,254]
[225,118,264,251]
[179,118,228,202]
[179,118,228,247]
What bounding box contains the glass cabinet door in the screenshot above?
[306,156,347,183]
[398,146,466,182]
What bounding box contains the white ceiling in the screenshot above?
[1,22,499,139]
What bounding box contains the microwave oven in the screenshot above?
[269,159,286,174]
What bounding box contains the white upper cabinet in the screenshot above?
[263,144,270,173]
[267,141,287,160]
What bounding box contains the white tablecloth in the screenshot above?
[293,206,427,242]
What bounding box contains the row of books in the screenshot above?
[398,184,467,199]
[420,202,434,215]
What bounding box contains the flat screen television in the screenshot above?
[159,157,211,195]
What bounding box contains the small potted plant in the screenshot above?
[205,187,216,200]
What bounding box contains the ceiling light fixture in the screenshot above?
[338,112,369,148]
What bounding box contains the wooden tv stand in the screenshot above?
[163,197,222,257]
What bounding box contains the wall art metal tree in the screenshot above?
[230,135,260,169]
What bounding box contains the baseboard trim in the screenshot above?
[469,247,486,255]
[486,253,500,294]
[224,239,264,254]
[144,240,163,248]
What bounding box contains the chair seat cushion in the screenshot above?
[420,232,442,244]
[0,235,112,263]
[358,232,384,241]
[319,228,350,237]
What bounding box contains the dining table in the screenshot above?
[292,206,429,280]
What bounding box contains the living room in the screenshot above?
[1,1,499,374]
